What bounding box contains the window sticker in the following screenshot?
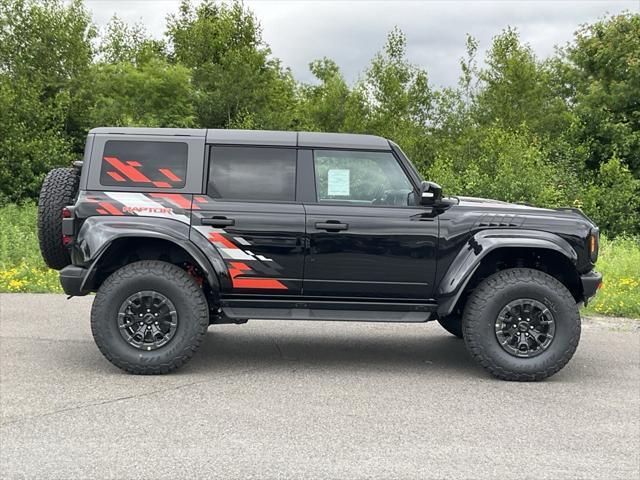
[327,169,350,196]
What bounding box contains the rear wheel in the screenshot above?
[91,260,209,374]
[37,167,79,270]
[462,268,580,381]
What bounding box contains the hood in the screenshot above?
[455,196,551,212]
[449,195,596,228]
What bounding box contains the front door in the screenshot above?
[192,145,305,295]
[303,149,438,299]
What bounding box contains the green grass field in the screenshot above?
[1,203,638,317]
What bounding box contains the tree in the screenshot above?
[165,0,296,129]
[98,16,166,65]
[0,0,94,202]
[580,157,640,236]
[71,59,197,129]
[473,27,572,138]
[356,27,435,169]
[296,58,368,132]
[557,13,640,177]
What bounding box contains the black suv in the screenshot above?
[37,127,602,380]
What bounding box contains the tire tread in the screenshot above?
[91,260,209,375]
[462,268,581,381]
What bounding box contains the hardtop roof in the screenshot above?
[88,127,391,151]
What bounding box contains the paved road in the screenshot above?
[1,294,638,479]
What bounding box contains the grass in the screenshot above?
[583,235,640,318]
[0,203,61,293]
[0,203,638,317]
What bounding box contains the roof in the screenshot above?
[88,127,391,151]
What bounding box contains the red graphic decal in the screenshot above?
[126,161,141,167]
[149,193,198,210]
[104,157,151,183]
[233,277,287,289]
[208,232,237,249]
[151,181,172,188]
[97,208,108,215]
[107,171,126,182]
[194,196,208,203]
[159,168,181,182]
[228,261,286,290]
[98,202,124,216]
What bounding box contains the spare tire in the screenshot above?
[37,167,80,270]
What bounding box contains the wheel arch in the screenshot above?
[437,229,583,317]
[75,217,223,294]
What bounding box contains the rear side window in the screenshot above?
[208,147,296,202]
[100,140,188,189]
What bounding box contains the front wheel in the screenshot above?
[462,268,581,381]
[91,260,209,374]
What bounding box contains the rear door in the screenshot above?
[302,149,438,299]
[192,146,306,295]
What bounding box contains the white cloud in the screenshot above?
[83,0,639,87]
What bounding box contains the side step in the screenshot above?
[220,299,436,323]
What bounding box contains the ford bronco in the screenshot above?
[37,128,602,380]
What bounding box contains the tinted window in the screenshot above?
[100,141,187,189]
[314,150,413,206]
[208,147,296,201]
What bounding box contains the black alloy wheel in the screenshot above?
[117,290,179,351]
[494,298,556,358]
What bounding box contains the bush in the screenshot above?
[578,157,640,237]
[0,203,61,293]
[584,236,640,318]
[428,126,574,208]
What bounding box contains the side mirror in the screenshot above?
[419,181,443,206]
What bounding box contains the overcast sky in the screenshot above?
[85,0,639,87]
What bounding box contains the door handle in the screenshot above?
[315,221,348,231]
[201,216,235,227]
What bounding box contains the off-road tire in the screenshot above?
[91,261,209,374]
[437,315,463,338]
[462,268,581,381]
[37,167,80,270]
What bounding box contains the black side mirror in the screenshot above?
[419,181,443,206]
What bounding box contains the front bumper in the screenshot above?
[581,271,603,303]
[59,265,90,297]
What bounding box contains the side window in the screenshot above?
[313,150,414,206]
[100,140,187,189]
[208,147,296,202]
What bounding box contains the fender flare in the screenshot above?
[75,216,226,292]
[436,229,578,316]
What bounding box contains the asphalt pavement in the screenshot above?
[1,293,639,479]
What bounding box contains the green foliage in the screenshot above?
[98,16,166,65]
[0,0,94,202]
[0,203,61,293]
[358,27,434,166]
[583,235,640,318]
[296,58,367,133]
[473,27,571,136]
[0,0,638,238]
[428,126,574,207]
[579,157,640,236]
[72,59,197,129]
[558,13,640,177]
[166,0,296,129]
